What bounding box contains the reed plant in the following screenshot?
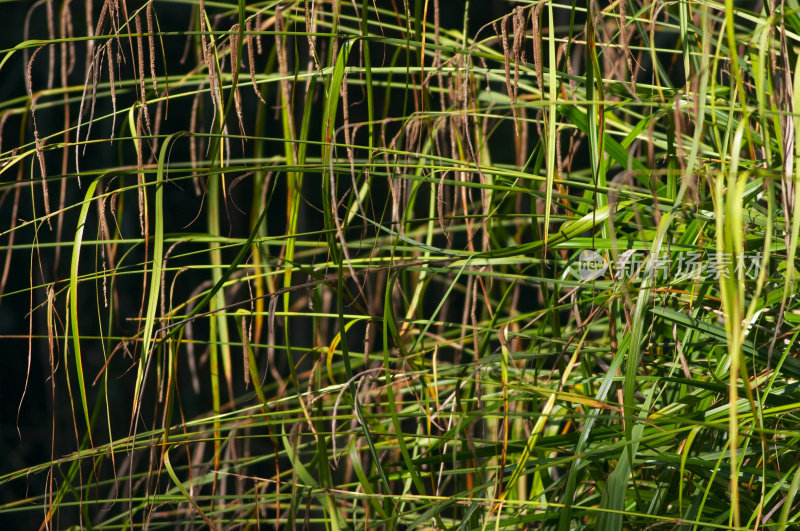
[1,0,799,528]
